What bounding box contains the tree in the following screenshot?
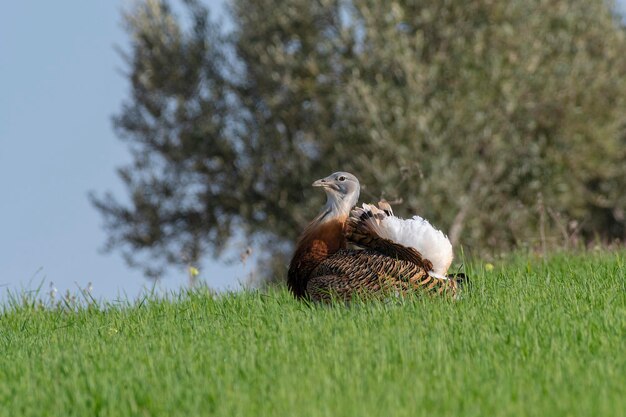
[343,0,626,251]
[92,0,626,280]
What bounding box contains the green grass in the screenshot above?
[1,252,624,417]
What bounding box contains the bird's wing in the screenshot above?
[307,249,455,301]
[344,205,434,272]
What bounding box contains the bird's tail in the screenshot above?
[348,202,453,277]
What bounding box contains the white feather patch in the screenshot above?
[358,203,453,276]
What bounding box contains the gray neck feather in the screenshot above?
[317,190,359,223]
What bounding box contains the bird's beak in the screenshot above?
[313,176,340,191]
[312,178,328,188]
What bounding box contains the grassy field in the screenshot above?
[0,252,624,417]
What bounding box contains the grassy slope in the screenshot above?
[0,252,624,417]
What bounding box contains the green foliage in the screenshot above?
[1,253,625,416]
[346,0,626,251]
[92,0,626,278]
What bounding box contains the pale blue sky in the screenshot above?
[1,1,625,301]
[0,0,246,301]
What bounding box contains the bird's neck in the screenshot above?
[319,194,355,223]
[287,210,349,298]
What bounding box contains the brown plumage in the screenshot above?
[287,218,347,298]
[288,172,460,301]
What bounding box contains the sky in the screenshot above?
[0,0,245,301]
[1,1,625,302]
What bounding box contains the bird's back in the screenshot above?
[306,248,457,301]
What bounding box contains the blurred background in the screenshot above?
[1,0,625,301]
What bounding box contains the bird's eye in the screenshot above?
[338,176,346,182]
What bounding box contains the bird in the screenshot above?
[287,171,464,301]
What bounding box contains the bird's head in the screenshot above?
[312,171,360,218]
